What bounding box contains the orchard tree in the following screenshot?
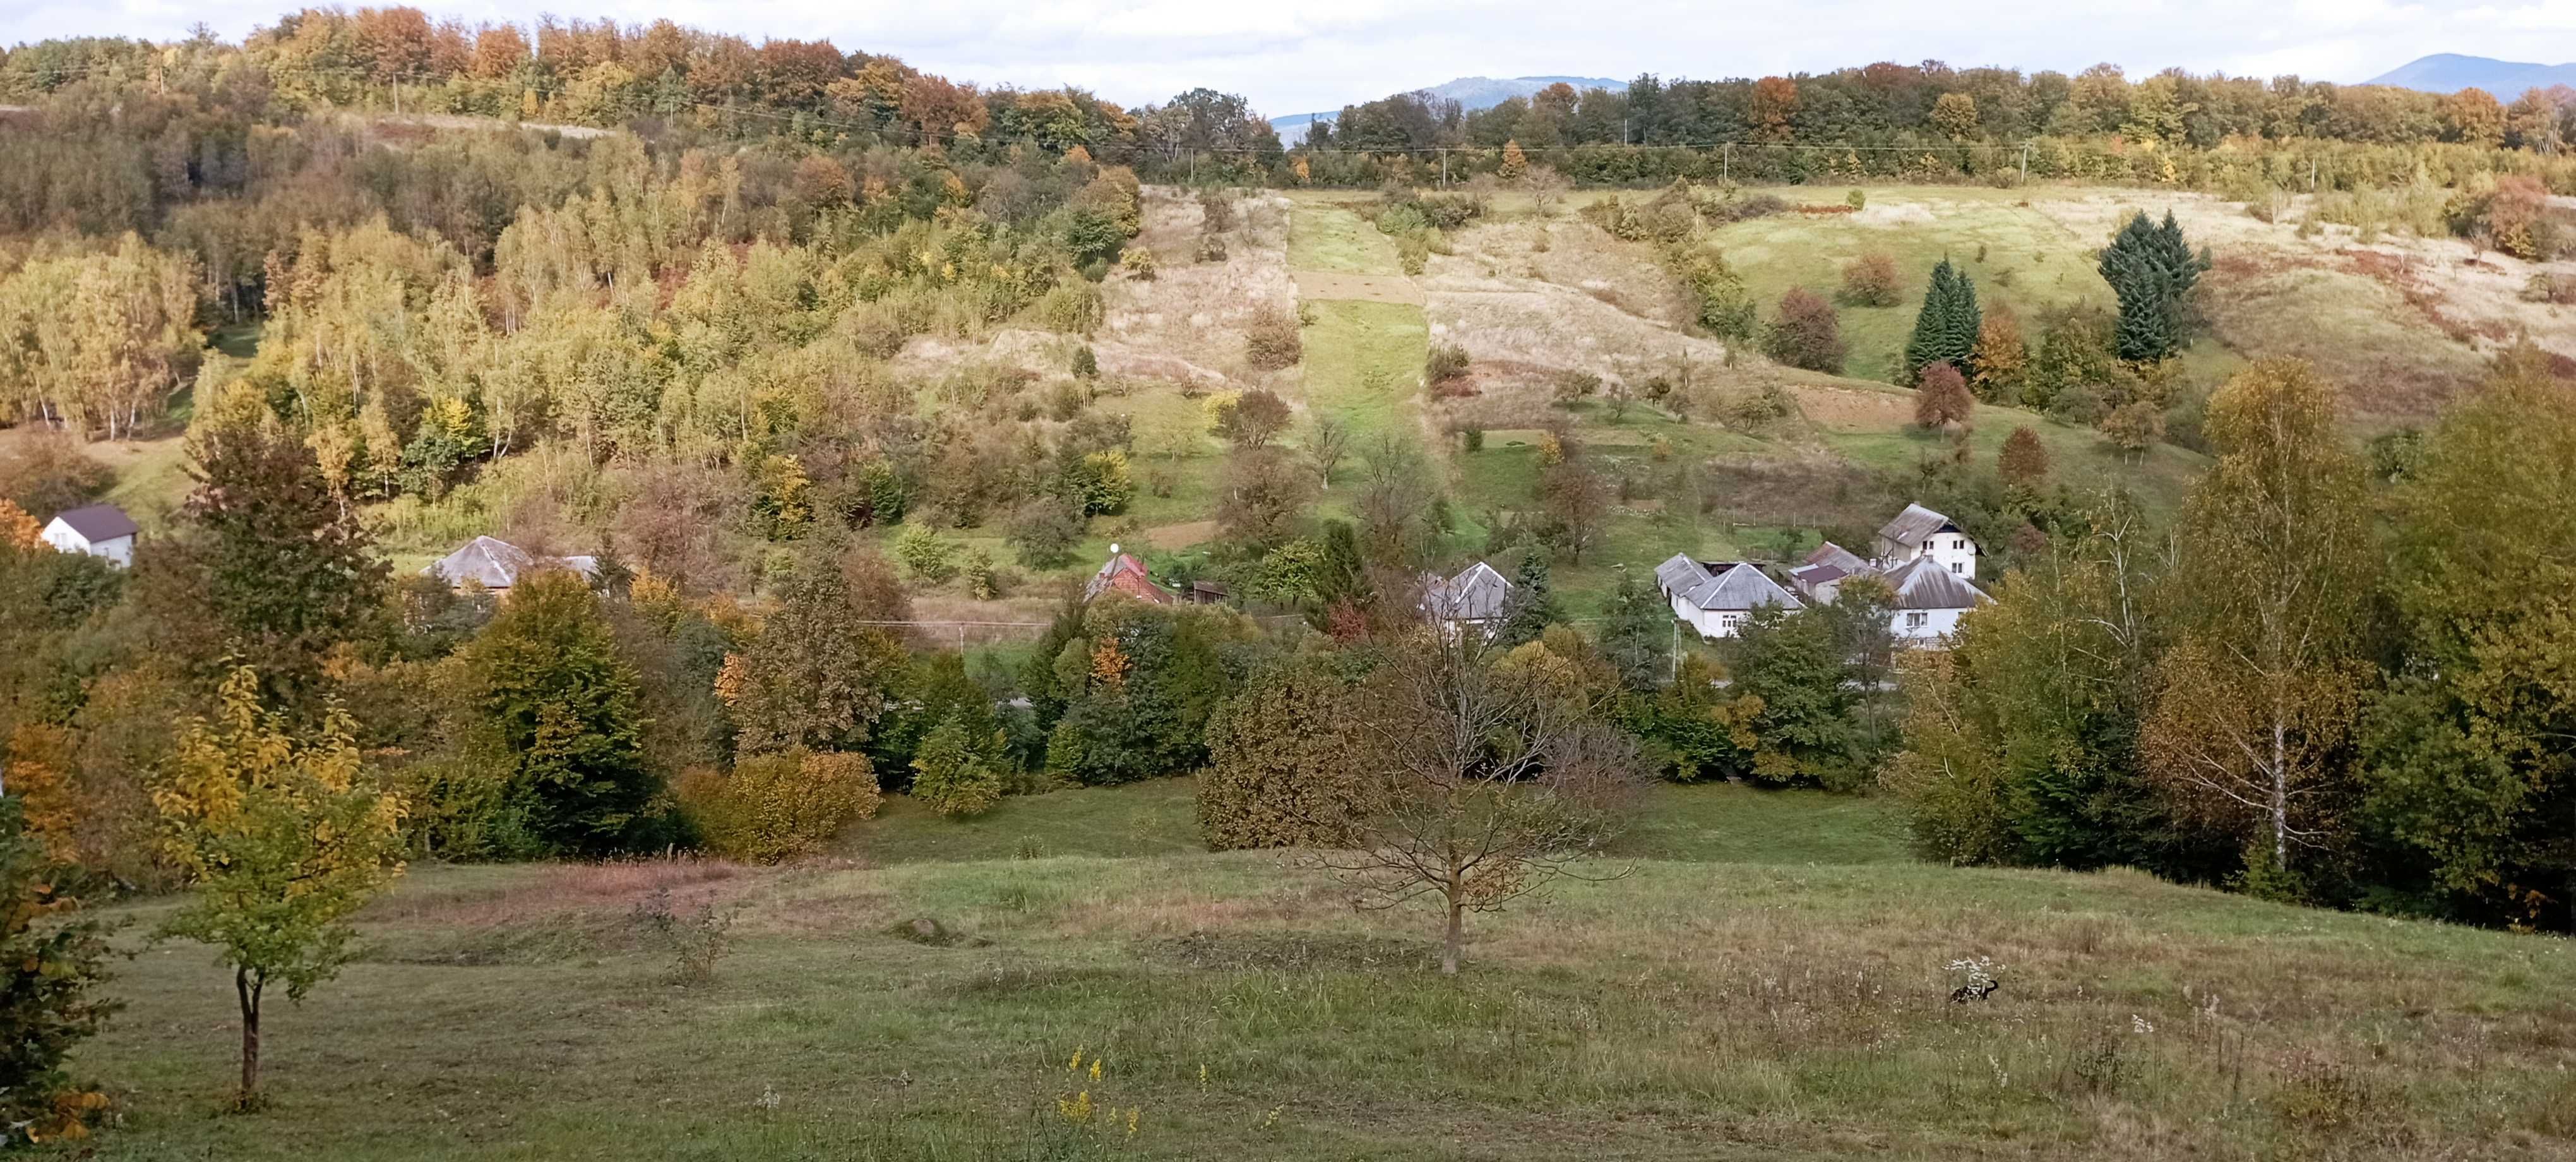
[1329,629,1642,974]
[156,668,404,1108]
[1914,362,1976,431]
[909,712,1005,818]
[1999,426,2050,491]
[2144,361,2376,884]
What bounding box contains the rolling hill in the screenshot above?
[2364,53,2576,95]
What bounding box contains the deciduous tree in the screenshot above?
[2144,361,2376,883]
[155,668,403,1107]
[1329,629,1641,973]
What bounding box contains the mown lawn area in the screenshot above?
[71,781,2575,1161]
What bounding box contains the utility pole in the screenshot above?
[1440,147,1448,187]
[1723,141,1731,183]
[2018,141,2029,185]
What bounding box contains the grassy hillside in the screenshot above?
[73,781,2574,1160]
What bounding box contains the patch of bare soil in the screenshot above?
[1141,519,1218,549]
[1791,383,1916,431]
[1294,270,1421,304]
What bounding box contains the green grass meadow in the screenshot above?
[71,780,2576,1161]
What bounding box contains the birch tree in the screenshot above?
[2144,360,2376,878]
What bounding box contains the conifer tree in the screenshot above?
[1902,257,1981,383]
[2099,210,2207,363]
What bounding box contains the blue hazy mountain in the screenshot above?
[2364,54,2576,95]
[1269,76,1626,143]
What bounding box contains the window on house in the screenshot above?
[1950,561,1962,573]
[1905,611,1928,629]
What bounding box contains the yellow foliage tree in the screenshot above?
[155,667,405,1107]
[1498,140,1528,181]
[0,499,41,549]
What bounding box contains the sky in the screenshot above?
[8,0,2574,117]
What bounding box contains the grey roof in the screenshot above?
[1423,561,1513,621]
[1657,553,1804,613]
[423,536,597,589]
[1877,503,1959,549]
[48,503,136,542]
[1804,541,1869,573]
[1882,556,1991,610]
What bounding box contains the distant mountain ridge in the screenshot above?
[2364,54,2576,95]
[1269,75,1626,143]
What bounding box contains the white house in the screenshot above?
[1421,560,1513,639]
[1655,554,1802,639]
[40,503,138,568]
[1873,503,1979,580]
[1880,555,1992,643]
[424,536,599,595]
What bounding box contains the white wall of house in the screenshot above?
[1889,606,1969,643]
[1669,594,1750,639]
[1880,534,1978,580]
[40,522,132,567]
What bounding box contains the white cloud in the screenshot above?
[3,0,2567,117]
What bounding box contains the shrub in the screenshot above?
[1007,497,1085,569]
[1395,231,1431,275]
[894,525,958,582]
[1551,368,1602,402]
[0,798,117,1142]
[1026,280,1103,335]
[1839,252,1902,307]
[1070,345,1099,378]
[0,437,112,520]
[1198,662,1379,849]
[910,712,1005,818]
[1118,246,1159,280]
[1374,203,1432,236]
[1426,343,1471,385]
[626,886,737,985]
[1846,189,1867,211]
[1195,233,1227,263]
[2524,273,2576,304]
[1196,189,1235,233]
[1762,288,1850,374]
[1244,306,1303,369]
[680,749,880,863]
[1460,428,1485,452]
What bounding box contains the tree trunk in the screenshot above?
[2269,717,2289,869]
[236,967,263,1103]
[1440,895,1464,976]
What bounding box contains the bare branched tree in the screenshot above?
[1326,629,1645,974]
[1303,413,1351,489]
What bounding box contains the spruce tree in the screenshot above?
[2099,210,2205,363]
[1903,257,1981,383]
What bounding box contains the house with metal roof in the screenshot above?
[1083,546,1178,605]
[1786,541,1871,604]
[1880,555,1993,642]
[422,536,599,594]
[40,503,138,567]
[1421,560,1513,638]
[1873,503,1979,580]
[1655,553,1802,639]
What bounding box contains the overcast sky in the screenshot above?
[8,0,2573,117]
